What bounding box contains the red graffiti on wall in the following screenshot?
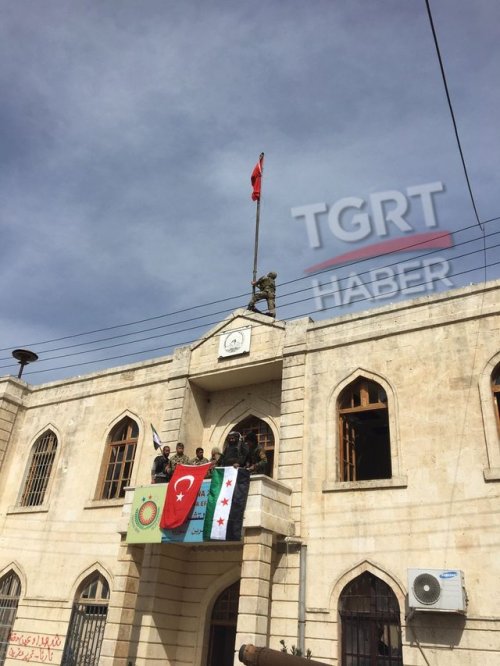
[7,632,62,663]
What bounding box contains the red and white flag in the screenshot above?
[251,153,264,201]
[160,463,211,529]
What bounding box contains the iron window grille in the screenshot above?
[0,571,21,666]
[61,574,109,666]
[19,431,58,507]
[340,572,403,666]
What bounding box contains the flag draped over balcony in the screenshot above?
[203,467,250,541]
[160,463,211,529]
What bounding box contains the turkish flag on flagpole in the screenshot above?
[160,463,212,529]
[251,153,264,201]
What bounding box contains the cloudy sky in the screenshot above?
[1,0,499,383]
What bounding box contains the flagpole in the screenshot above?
[252,152,264,295]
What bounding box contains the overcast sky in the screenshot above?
[1,0,499,383]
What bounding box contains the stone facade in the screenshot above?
[0,281,499,665]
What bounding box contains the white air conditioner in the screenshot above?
[408,569,467,613]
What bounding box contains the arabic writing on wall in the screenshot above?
[8,632,62,663]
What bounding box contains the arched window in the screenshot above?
[235,415,275,477]
[492,364,500,430]
[338,378,391,482]
[19,430,58,507]
[99,417,138,500]
[206,581,240,666]
[340,572,402,665]
[61,573,109,666]
[0,571,21,665]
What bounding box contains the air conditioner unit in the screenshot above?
[408,569,467,613]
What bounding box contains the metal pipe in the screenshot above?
[298,543,307,655]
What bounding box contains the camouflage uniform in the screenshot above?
[246,445,268,475]
[168,452,190,476]
[190,456,209,465]
[248,272,277,316]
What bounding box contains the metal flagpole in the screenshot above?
[252,152,264,296]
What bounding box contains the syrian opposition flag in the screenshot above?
[151,424,162,450]
[160,463,211,529]
[251,153,264,201]
[203,467,250,541]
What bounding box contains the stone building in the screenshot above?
[0,280,499,666]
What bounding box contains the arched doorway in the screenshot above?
[235,415,275,477]
[339,572,402,665]
[206,581,240,666]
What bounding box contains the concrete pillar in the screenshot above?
[0,378,27,472]
[235,528,274,664]
[100,539,145,666]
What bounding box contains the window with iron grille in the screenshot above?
[99,417,138,500]
[340,572,402,666]
[338,378,391,482]
[493,365,500,431]
[235,416,274,477]
[0,571,21,666]
[19,430,58,507]
[61,573,109,666]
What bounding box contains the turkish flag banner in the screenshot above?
[160,463,212,529]
[251,153,264,201]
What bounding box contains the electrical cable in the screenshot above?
[425,0,484,231]
[18,256,500,377]
[1,227,496,368]
[1,218,496,363]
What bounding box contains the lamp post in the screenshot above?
[12,349,39,379]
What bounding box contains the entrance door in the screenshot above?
[207,581,240,666]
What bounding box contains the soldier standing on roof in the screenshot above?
[248,271,277,317]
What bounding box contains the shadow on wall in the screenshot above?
[405,612,466,648]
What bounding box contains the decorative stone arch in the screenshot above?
[0,561,26,598]
[61,566,111,666]
[102,409,144,445]
[209,400,280,467]
[479,351,500,480]
[67,562,114,604]
[18,423,62,507]
[330,560,405,665]
[0,564,24,663]
[329,559,406,615]
[324,369,405,488]
[193,566,241,666]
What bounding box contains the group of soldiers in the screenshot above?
[151,431,268,484]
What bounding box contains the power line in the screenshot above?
[18,255,500,377]
[425,0,483,231]
[1,221,496,366]
[1,217,496,363]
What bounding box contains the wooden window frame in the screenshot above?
[97,418,138,500]
[338,379,390,482]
